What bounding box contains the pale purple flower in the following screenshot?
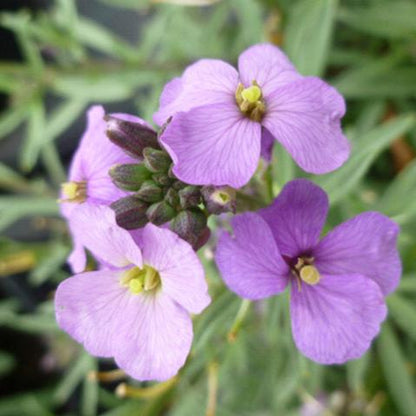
[215,179,401,364]
[60,105,150,272]
[55,204,210,381]
[154,43,350,188]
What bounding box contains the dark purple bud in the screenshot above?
[193,226,211,250]
[146,201,176,225]
[109,163,152,191]
[178,186,201,209]
[167,165,176,179]
[172,180,187,191]
[170,209,207,249]
[202,186,236,215]
[135,180,163,203]
[105,115,159,159]
[142,147,171,173]
[164,188,180,209]
[152,172,172,187]
[111,196,148,230]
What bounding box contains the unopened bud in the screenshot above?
[193,226,211,250]
[164,188,179,209]
[152,172,172,187]
[135,180,163,203]
[167,165,176,178]
[111,196,148,229]
[170,209,207,249]
[201,186,236,214]
[105,115,159,159]
[146,201,176,225]
[172,181,186,191]
[142,148,171,173]
[109,164,152,191]
[178,186,201,209]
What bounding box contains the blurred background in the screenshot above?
[0,0,415,415]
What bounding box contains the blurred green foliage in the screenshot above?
[0,0,415,415]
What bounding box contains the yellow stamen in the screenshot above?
[144,267,160,291]
[121,265,161,295]
[299,265,321,285]
[129,278,144,294]
[235,81,266,122]
[241,85,262,103]
[60,181,87,203]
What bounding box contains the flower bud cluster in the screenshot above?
[106,117,236,249]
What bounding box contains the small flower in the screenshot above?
[154,43,350,188]
[215,179,401,364]
[60,106,149,272]
[55,205,211,381]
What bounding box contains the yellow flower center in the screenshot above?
[60,181,87,203]
[235,81,266,122]
[120,265,161,295]
[241,85,262,103]
[212,187,235,205]
[299,265,321,285]
[293,257,321,290]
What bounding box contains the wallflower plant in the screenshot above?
[56,204,210,381]
[59,106,149,272]
[155,43,350,187]
[55,43,401,383]
[216,179,401,364]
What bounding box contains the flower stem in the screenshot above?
[227,299,251,343]
[87,369,126,383]
[205,361,219,416]
[115,376,177,399]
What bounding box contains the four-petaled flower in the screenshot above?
[154,43,350,188]
[55,205,211,381]
[215,179,401,363]
[60,105,149,273]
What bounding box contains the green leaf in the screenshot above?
[21,99,46,172]
[44,98,86,145]
[375,160,416,225]
[54,353,94,405]
[334,65,416,99]
[0,163,30,192]
[75,18,139,61]
[388,295,416,343]
[378,323,416,416]
[0,104,29,139]
[81,358,98,416]
[271,142,297,189]
[284,0,338,76]
[346,353,370,393]
[337,1,416,39]
[0,307,58,333]
[230,0,264,49]
[0,391,53,416]
[29,242,69,286]
[0,350,15,377]
[315,114,416,204]
[52,73,132,101]
[398,274,416,294]
[0,196,59,232]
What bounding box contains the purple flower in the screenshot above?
[55,204,210,381]
[154,43,350,188]
[215,179,401,364]
[60,106,150,272]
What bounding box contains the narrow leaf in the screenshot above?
[284,0,338,76]
[378,323,416,416]
[315,114,416,204]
